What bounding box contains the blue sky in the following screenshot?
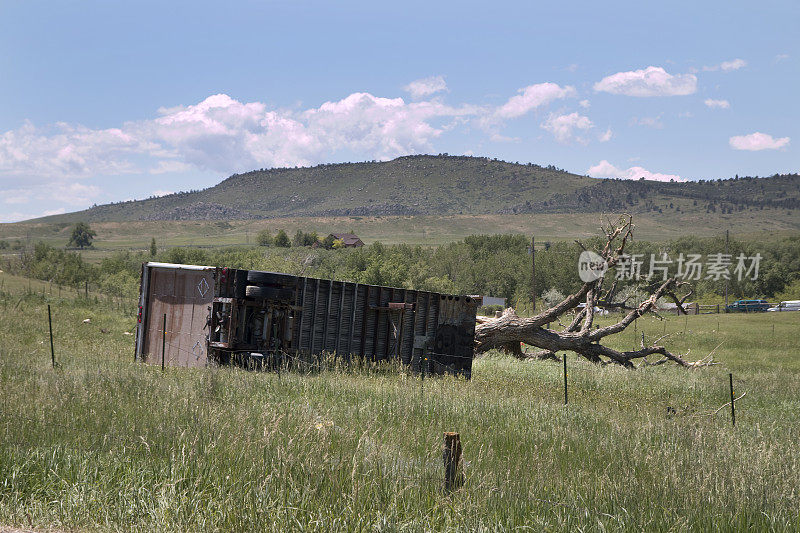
[1,0,797,222]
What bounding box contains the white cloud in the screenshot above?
[117,92,467,173]
[403,76,448,99]
[704,98,730,109]
[579,99,590,108]
[0,82,585,218]
[721,58,747,71]
[729,132,790,151]
[540,112,593,143]
[151,190,174,197]
[0,120,152,180]
[774,53,790,63]
[0,86,576,184]
[587,160,685,182]
[599,128,613,142]
[703,58,747,72]
[594,66,697,97]
[630,115,663,129]
[495,83,576,119]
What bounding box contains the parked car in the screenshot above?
[767,300,800,312]
[725,299,771,313]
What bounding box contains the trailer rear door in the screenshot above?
[140,264,215,367]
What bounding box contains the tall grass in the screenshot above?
[1,289,798,531]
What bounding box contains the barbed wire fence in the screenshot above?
[0,285,751,522]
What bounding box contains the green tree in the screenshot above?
[274,229,291,248]
[256,230,273,247]
[292,230,319,247]
[149,238,157,257]
[320,234,336,249]
[68,222,96,249]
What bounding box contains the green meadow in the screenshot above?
[1,272,798,531]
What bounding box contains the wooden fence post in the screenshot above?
[563,354,568,405]
[47,304,55,368]
[161,313,167,371]
[443,432,464,492]
[729,373,736,427]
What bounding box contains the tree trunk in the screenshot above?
[473,216,713,369]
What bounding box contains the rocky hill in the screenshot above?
[32,155,800,223]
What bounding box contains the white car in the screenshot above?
[767,300,800,312]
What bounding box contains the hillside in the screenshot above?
[31,154,800,223]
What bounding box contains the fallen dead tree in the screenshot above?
[474,216,715,368]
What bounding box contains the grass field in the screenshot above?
[1,274,798,531]
[3,209,800,258]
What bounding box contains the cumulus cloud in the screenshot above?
[0,82,586,221]
[540,112,593,143]
[0,120,153,180]
[729,132,790,151]
[579,99,590,108]
[495,83,576,119]
[598,128,613,142]
[403,76,448,99]
[587,160,685,182]
[0,92,482,183]
[301,92,470,161]
[0,84,578,185]
[594,66,697,97]
[704,98,730,109]
[703,58,747,72]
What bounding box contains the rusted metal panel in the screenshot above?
[136,263,215,368]
[137,263,479,377]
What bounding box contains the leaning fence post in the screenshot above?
[161,313,167,371]
[729,373,736,427]
[47,304,55,368]
[443,432,464,492]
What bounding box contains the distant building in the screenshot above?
[329,233,365,248]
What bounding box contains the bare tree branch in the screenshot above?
[474,215,715,369]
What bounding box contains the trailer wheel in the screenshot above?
[233,269,248,299]
[245,285,294,300]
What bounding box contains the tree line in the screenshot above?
[4,232,799,308]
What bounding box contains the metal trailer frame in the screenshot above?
[135,262,479,377]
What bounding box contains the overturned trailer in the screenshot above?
[135,262,478,377]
